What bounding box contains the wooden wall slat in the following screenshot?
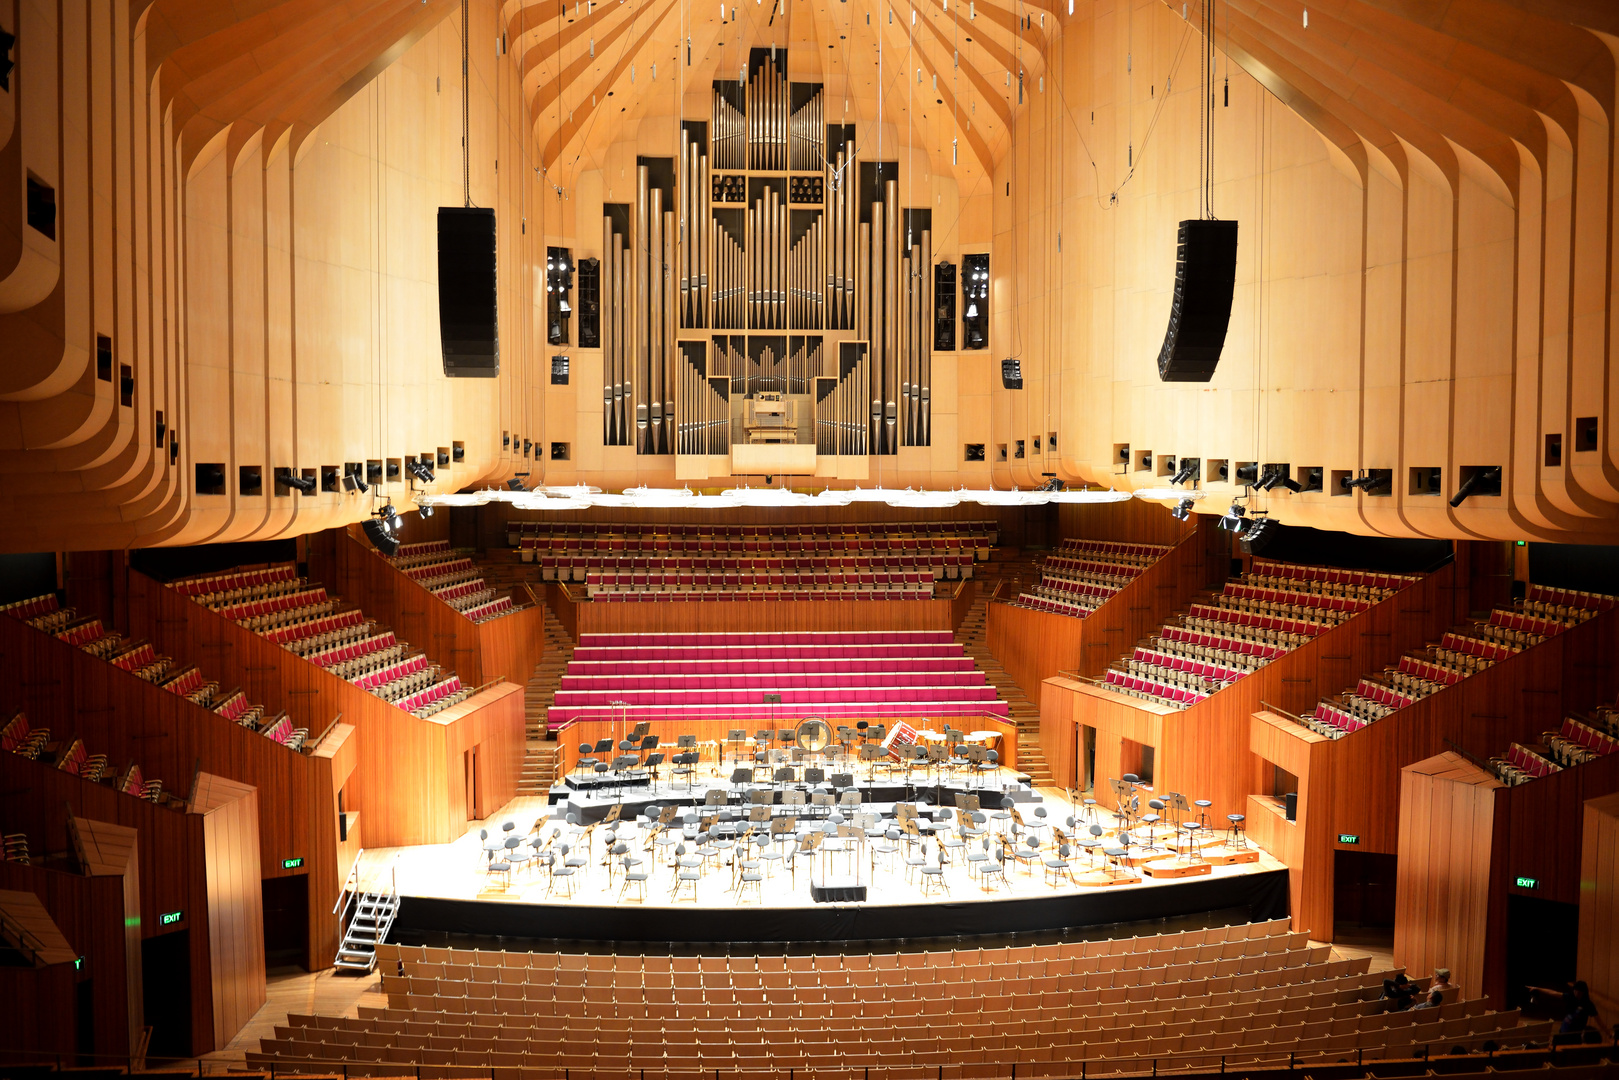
[1579,791,1619,1019]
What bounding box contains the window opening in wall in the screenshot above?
[26,175,56,239]
[1545,434,1562,467]
[1408,467,1442,496]
[96,336,113,382]
[1575,417,1598,453]
[551,442,571,461]
[321,466,340,493]
[1014,440,1025,459]
[238,465,263,497]
[964,443,985,462]
[195,463,225,496]
[452,442,465,462]
[119,364,133,407]
[997,444,1008,461]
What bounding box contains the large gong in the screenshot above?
[794,718,832,754]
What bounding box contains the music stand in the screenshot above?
[644,752,665,789]
[727,730,748,766]
[630,722,651,743]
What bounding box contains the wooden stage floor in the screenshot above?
[360,779,1290,944]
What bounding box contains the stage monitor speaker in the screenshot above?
[1157,219,1238,382]
[1001,357,1023,390]
[1284,792,1298,822]
[438,207,499,377]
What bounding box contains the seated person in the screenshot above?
[1412,990,1443,1011]
[1382,974,1416,1012]
[1429,967,1455,993]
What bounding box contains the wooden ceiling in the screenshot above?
[499,0,1058,197]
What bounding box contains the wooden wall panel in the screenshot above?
[1392,753,1503,1003]
[327,526,544,690]
[127,571,524,849]
[1578,791,1619,1020]
[1246,713,1334,937]
[0,615,336,973]
[192,776,267,1051]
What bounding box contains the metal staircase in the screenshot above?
[332,853,398,974]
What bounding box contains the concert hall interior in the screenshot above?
[3,0,1619,1077]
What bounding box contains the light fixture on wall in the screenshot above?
[1217,501,1247,532]
[409,461,436,485]
[1170,498,1196,521]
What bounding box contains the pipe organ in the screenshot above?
[593,49,937,472]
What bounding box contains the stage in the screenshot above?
[362,774,1291,946]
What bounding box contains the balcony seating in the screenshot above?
[547,631,1006,730]
[1012,540,1173,619]
[1485,708,1619,786]
[385,544,523,624]
[169,568,476,720]
[1099,561,1415,711]
[4,710,171,809]
[1297,588,1612,741]
[3,594,310,751]
[510,520,996,601]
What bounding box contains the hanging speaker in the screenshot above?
[438,207,499,377]
[1157,219,1238,382]
[361,518,400,556]
[1001,357,1023,390]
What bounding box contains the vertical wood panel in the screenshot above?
[1579,791,1619,1018]
[1392,753,1501,1002]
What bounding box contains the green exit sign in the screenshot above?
[282,857,305,870]
[74,956,84,971]
[1338,834,1360,845]
[160,911,183,926]
[1515,875,1539,890]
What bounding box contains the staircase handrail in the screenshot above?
[333,848,364,915]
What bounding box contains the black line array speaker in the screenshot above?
[1157,219,1238,382]
[1001,357,1023,390]
[1284,792,1298,822]
[438,207,499,378]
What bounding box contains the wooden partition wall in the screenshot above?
[189,774,268,1051]
[1579,791,1619,1019]
[554,715,1018,779]
[1038,562,1463,821]
[556,587,970,636]
[1392,753,1504,1004]
[1244,713,1336,940]
[988,516,1220,695]
[0,612,339,975]
[319,525,545,689]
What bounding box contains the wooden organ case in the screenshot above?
[594,49,937,479]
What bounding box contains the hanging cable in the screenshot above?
[462,0,471,208]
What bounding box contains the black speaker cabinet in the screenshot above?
[1001,357,1023,390]
[1284,792,1298,822]
[438,207,499,377]
[1157,219,1238,382]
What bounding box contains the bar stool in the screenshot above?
[1181,821,1204,861]
[1227,813,1247,849]
[1139,799,1166,852]
[1194,799,1213,829]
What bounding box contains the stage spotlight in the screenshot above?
[506,477,528,492]
[1170,497,1195,521]
[1235,463,1260,486]
[1216,501,1247,532]
[409,460,435,484]
[1170,461,1198,486]
[1449,466,1501,508]
[278,470,317,494]
[419,502,434,518]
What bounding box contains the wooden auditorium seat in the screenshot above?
[250,921,1555,1078]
